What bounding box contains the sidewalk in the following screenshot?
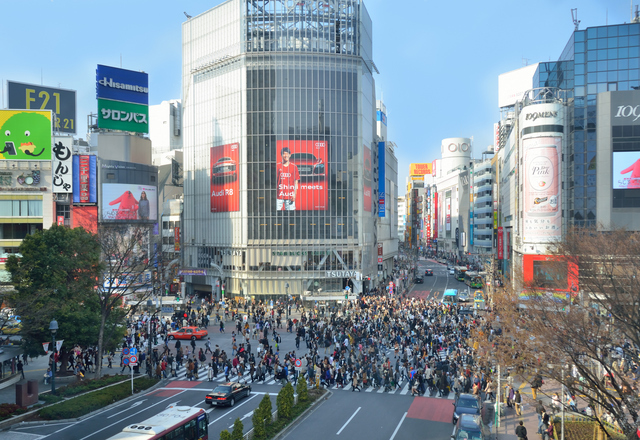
[496,373,564,440]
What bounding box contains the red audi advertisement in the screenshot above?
[363,145,372,212]
[276,140,327,211]
[210,143,240,212]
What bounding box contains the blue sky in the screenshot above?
[1,0,633,187]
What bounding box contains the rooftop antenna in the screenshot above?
[522,57,530,67]
[571,8,580,31]
[634,5,640,23]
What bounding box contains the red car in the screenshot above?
[168,326,208,341]
[211,157,237,182]
[289,153,324,180]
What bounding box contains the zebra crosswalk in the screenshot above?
[166,366,456,399]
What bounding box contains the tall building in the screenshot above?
[496,20,640,286]
[181,0,381,300]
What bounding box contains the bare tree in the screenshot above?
[94,224,159,378]
[478,228,640,439]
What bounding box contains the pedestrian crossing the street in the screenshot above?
[166,366,456,399]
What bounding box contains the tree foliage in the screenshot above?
[480,227,640,439]
[230,418,244,440]
[6,225,105,358]
[218,430,231,440]
[277,382,295,420]
[252,393,272,439]
[296,375,308,402]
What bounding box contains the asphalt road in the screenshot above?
[5,257,482,440]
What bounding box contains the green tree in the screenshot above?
[252,393,272,439]
[296,376,308,403]
[219,430,231,440]
[230,418,243,440]
[6,225,104,364]
[277,382,294,420]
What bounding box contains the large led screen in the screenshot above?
[210,143,240,213]
[363,145,372,212]
[276,140,327,211]
[613,151,640,189]
[102,183,157,221]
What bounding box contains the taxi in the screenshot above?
[167,326,208,341]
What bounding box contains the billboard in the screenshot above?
[174,227,181,252]
[445,197,451,231]
[522,254,579,294]
[7,81,77,134]
[378,141,386,217]
[96,65,149,105]
[434,192,438,238]
[275,140,327,211]
[52,137,73,193]
[210,143,240,212]
[363,145,372,212]
[102,183,157,221]
[0,110,52,161]
[522,136,562,243]
[73,155,97,204]
[497,227,504,259]
[498,63,539,108]
[432,160,437,176]
[410,163,432,176]
[613,151,640,189]
[97,99,149,133]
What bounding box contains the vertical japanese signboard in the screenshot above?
[174,227,181,252]
[52,137,73,193]
[497,227,504,259]
[73,155,97,204]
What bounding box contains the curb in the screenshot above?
[2,375,165,432]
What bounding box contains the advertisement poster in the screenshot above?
[378,141,386,217]
[523,136,562,243]
[276,140,327,211]
[613,151,640,189]
[71,206,98,234]
[7,81,77,134]
[0,110,52,161]
[445,197,451,231]
[409,163,432,176]
[434,192,438,238]
[210,143,240,212]
[497,227,504,259]
[363,145,372,212]
[102,183,157,221]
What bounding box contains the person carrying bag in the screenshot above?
[515,420,527,440]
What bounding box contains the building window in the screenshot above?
[0,200,43,217]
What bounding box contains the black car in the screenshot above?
[414,276,424,284]
[425,269,433,276]
[205,382,251,407]
[451,414,487,440]
[452,393,482,423]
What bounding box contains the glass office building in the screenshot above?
[181,0,378,300]
[534,22,640,227]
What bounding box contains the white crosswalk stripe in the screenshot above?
[167,365,461,400]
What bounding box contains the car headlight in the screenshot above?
[313,163,325,174]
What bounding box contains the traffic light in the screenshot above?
[183,312,188,319]
[345,293,348,299]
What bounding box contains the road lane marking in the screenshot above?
[209,393,259,426]
[77,391,187,440]
[336,407,361,435]
[389,412,407,440]
[107,400,147,418]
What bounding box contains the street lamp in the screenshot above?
[49,319,58,395]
